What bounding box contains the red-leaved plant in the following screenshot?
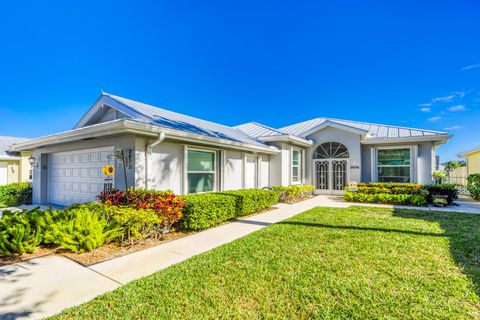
[98,188,185,236]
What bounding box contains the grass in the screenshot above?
[51,206,480,319]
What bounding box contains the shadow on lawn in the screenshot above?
[392,208,480,297]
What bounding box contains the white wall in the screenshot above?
[260,155,270,188]
[224,150,243,190]
[306,127,362,184]
[148,141,183,194]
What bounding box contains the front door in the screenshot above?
[314,159,348,194]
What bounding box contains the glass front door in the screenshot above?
[314,159,348,193]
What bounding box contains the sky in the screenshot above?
[0,0,479,161]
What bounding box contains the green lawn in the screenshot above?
[52,207,480,319]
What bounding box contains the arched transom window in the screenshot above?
[313,142,349,159]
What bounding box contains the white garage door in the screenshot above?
[0,162,7,186]
[48,147,113,206]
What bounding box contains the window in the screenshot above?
[292,148,302,183]
[313,142,349,159]
[187,149,216,193]
[377,148,411,183]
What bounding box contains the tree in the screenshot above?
[443,161,462,177]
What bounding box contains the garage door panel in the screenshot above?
[48,147,113,206]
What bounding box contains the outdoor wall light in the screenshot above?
[28,156,39,169]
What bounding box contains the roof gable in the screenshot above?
[76,93,267,147]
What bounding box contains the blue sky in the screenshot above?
[0,1,479,161]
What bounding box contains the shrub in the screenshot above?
[103,206,163,244]
[182,193,236,230]
[355,186,428,196]
[467,174,480,200]
[99,188,185,234]
[44,207,123,253]
[343,192,427,206]
[0,182,32,206]
[273,185,314,202]
[422,184,459,205]
[0,208,45,256]
[220,189,277,216]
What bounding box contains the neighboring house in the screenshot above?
[0,136,32,186]
[11,93,451,206]
[458,146,480,175]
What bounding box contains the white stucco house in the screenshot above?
[11,93,451,206]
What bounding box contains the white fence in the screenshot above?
[445,176,469,196]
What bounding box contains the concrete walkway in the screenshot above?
[1,196,479,319]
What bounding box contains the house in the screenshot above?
[0,136,33,186]
[458,146,480,176]
[11,93,451,206]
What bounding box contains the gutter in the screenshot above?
[145,132,166,189]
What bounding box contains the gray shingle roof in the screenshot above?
[104,94,267,147]
[279,118,448,139]
[0,136,29,160]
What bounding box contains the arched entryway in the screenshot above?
[313,142,349,194]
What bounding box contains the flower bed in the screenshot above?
[343,183,459,206]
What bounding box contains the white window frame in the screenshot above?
[375,145,415,183]
[185,146,217,194]
[291,147,302,184]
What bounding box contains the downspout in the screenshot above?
[145,132,165,189]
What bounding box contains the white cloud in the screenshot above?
[431,91,465,103]
[447,105,467,112]
[460,64,480,71]
[420,107,431,112]
[432,95,456,103]
[428,116,442,122]
[444,125,462,130]
[418,103,433,107]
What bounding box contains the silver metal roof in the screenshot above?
[234,122,283,138]
[104,94,267,147]
[278,118,448,139]
[0,136,29,160]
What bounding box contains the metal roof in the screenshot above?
[278,118,448,139]
[103,93,267,147]
[234,122,283,138]
[0,136,29,160]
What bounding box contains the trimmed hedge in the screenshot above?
[467,174,480,200]
[182,193,236,230]
[343,192,427,206]
[272,185,314,202]
[220,189,278,216]
[0,182,32,207]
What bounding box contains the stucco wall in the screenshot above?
[224,150,243,190]
[306,127,362,184]
[466,150,480,175]
[148,141,183,194]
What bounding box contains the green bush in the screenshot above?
[467,174,480,200]
[220,189,277,216]
[422,184,459,205]
[343,192,427,206]
[0,208,46,256]
[183,194,236,230]
[0,182,32,206]
[44,207,123,253]
[104,205,163,243]
[272,185,314,202]
[355,186,428,196]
